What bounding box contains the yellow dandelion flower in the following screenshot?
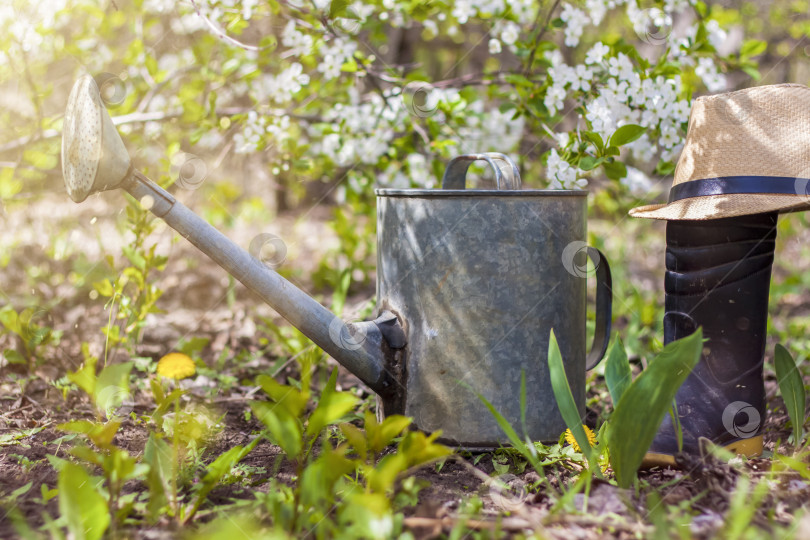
[564,425,597,452]
[157,352,196,380]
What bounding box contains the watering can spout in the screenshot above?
[61,75,405,398]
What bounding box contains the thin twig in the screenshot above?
[524,0,562,76]
[403,516,534,531]
[0,108,321,155]
[188,0,271,51]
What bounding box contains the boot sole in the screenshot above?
[640,435,763,469]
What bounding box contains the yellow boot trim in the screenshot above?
[640,435,763,469]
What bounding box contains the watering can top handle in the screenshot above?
[441,153,522,190]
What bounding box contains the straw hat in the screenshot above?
[630,84,810,220]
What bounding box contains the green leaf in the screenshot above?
[329,0,351,18]
[504,74,533,87]
[579,155,604,171]
[340,422,368,460]
[776,453,810,480]
[306,368,359,438]
[92,279,114,297]
[741,64,762,81]
[67,360,98,397]
[605,338,632,407]
[774,344,806,444]
[740,39,767,58]
[121,245,146,271]
[520,370,528,438]
[655,160,676,176]
[473,384,544,473]
[397,430,452,468]
[94,362,133,418]
[580,131,604,153]
[608,124,645,147]
[300,445,357,508]
[143,434,172,521]
[251,401,303,458]
[256,374,309,418]
[548,329,596,465]
[3,349,25,365]
[607,329,703,487]
[58,462,110,540]
[366,412,411,455]
[365,453,408,493]
[0,306,20,334]
[186,438,260,521]
[603,160,628,181]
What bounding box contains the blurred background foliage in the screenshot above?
[0,0,809,360]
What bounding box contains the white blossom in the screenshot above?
[629,133,656,162]
[546,148,587,189]
[695,57,727,92]
[318,38,357,80]
[281,20,314,57]
[585,0,608,25]
[585,42,610,65]
[705,19,728,52]
[488,38,502,54]
[498,22,520,46]
[452,0,476,23]
[256,63,310,103]
[607,53,635,82]
[622,166,653,195]
[560,3,589,48]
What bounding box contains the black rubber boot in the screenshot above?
[643,213,777,467]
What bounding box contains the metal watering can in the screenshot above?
[61,75,612,447]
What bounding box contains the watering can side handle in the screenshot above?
[585,247,612,370]
[441,153,522,190]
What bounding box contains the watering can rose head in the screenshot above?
[62,75,131,203]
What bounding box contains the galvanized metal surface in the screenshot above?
[61,79,611,449]
[376,186,603,446]
[121,172,395,395]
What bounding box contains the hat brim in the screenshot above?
[630,194,810,220]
